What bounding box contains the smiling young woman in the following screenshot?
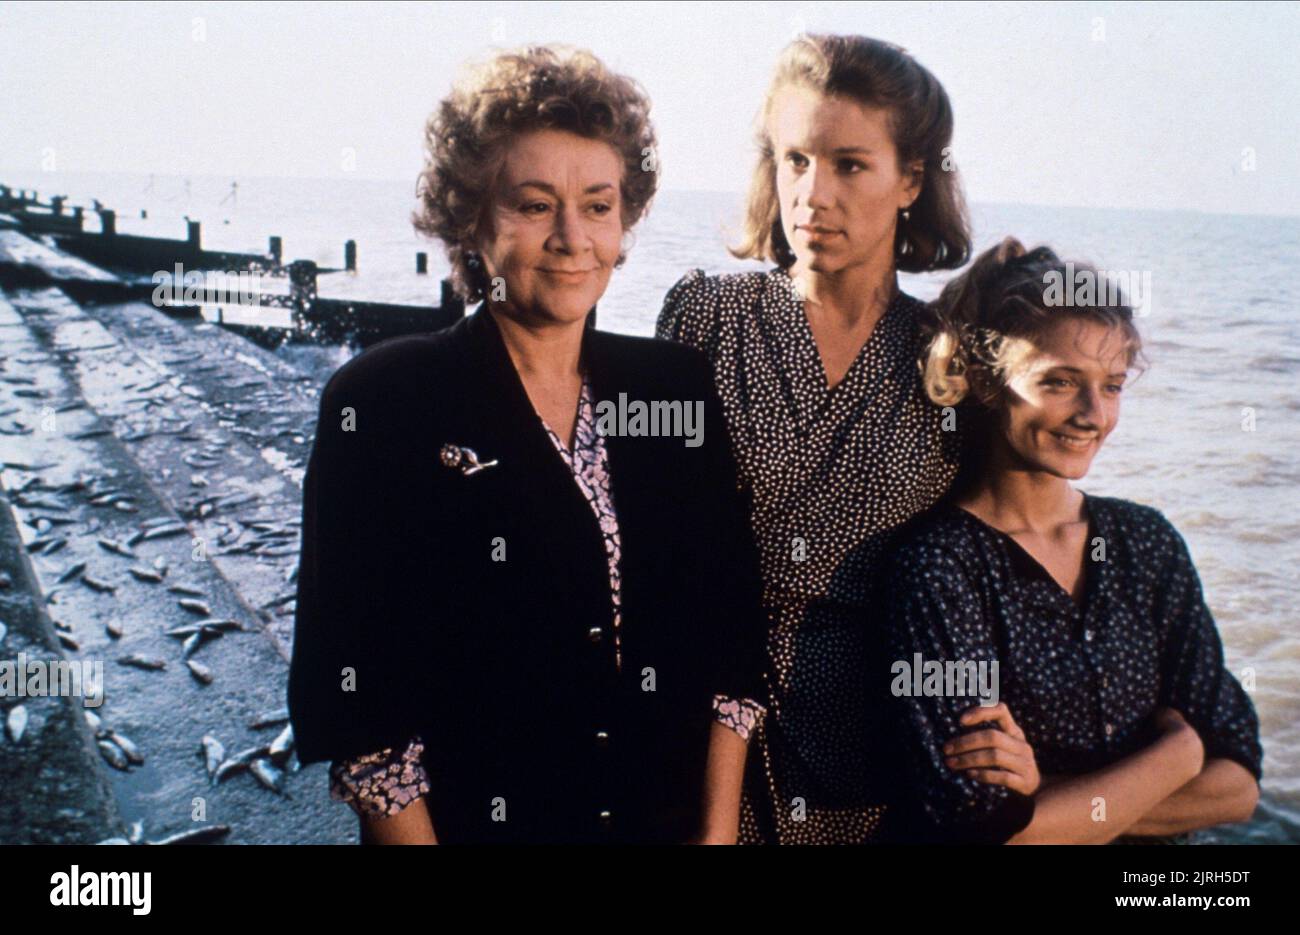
[881,237,1262,843]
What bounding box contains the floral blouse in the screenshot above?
[329,373,767,819]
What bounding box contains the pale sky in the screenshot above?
[2,0,1297,216]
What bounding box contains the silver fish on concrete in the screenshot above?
[80,575,117,594]
[178,598,211,616]
[56,561,87,583]
[117,653,166,671]
[250,707,290,729]
[146,824,230,846]
[186,659,213,684]
[268,724,294,763]
[6,705,28,742]
[97,537,136,558]
[201,734,225,783]
[249,758,285,795]
[98,739,129,770]
[107,730,144,765]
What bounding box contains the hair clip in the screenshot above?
[439,443,499,476]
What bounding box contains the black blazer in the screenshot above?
[288,305,767,843]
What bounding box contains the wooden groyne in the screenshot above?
[0,184,467,349]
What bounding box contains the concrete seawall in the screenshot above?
[0,229,359,843]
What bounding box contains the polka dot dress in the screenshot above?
[658,267,961,843]
[881,494,1263,842]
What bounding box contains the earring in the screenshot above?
[900,207,911,222]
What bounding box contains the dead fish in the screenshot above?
[41,538,68,556]
[117,654,166,671]
[97,537,136,558]
[56,561,87,584]
[190,474,209,487]
[196,619,242,633]
[88,492,123,506]
[98,740,130,770]
[186,659,213,684]
[107,730,144,765]
[128,566,163,583]
[85,710,104,736]
[57,632,79,651]
[178,598,211,616]
[250,707,290,729]
[81,575,117,594]
[72,428,113,440]
[124,530,145,547]
[166,624,204,639]
[0,621,6,644]
[167,584,204,598]
[213,747,265,785]
[249,758,285,795]
[201,735,225,782]
[146,824,231,846]
[113,501,138,513]
[268,724,294,762]
[181,633,203,658]
[141,523,187,541]
[104,620,123,639]
[6,705,28,742]
[127,821,145,845]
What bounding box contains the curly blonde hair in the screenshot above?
[920,237,1146,409]
[412,45,659,302]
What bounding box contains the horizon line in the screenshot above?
[1,167,1297,223]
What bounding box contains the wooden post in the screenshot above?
[416,252,428,275]
[187,220,202,249]
[345,240,357,272]
[100,209,116,236]
[51,196,65,215]
[269,236,282,265]
[289,259,318,332]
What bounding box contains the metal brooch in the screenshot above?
[439,443,499,476]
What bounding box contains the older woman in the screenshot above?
[657,34,1007,844]
[288,46,766,844]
